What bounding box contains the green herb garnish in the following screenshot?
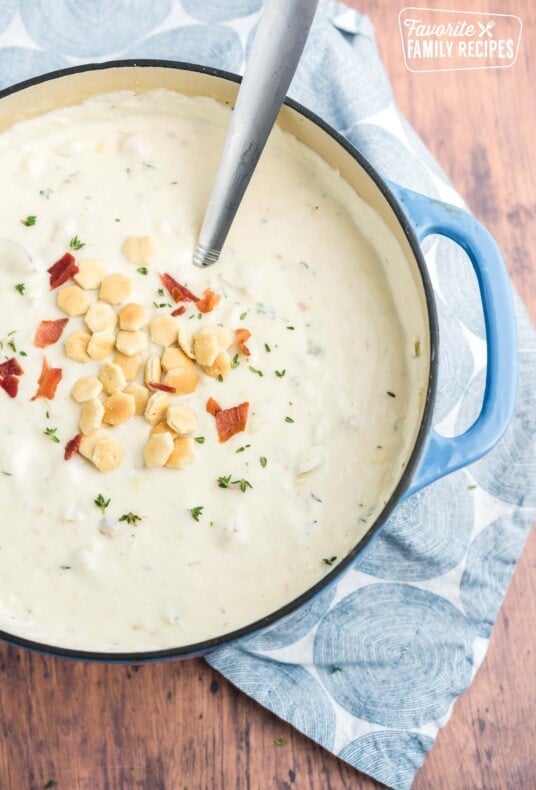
[274,738,287,747]
[331,665,343,673]
[235,445,251,454]
[44,427,60,443]
[69,235,85,250]
[387,391,396,398]
[94,494,111,513]
[119,512,142,525]
[264,343,271,353]
[286,325,295,331]
[260,456,267,468]
[194,436,205,444]
[21,215,36,227]
[233,479,252,493]
[217,475,252,493]
[43,781,56,789]
[189,506,203,522]
[468,484,477,490]
[152,301,172,309]
[217,374,223,382]
[285,416,294,423]
[239,311,248,321]
[14,283,25,295]
[137,266,148,275]
[322,556,337,566]
[157,288,165,297]
[230,354,240,369]
[275,369,286,378]
[249,366,263,377]
[414,339,421,358]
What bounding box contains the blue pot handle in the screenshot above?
[386,182,518,499]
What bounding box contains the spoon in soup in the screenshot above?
[193,0,319,268]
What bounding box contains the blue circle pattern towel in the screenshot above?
[0,2,534,787]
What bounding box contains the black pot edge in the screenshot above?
[0,59,439,664]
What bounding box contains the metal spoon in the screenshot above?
[193,0,319,267]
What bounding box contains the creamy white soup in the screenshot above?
[0,90,426,652]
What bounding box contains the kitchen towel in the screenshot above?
[0,2,534,788]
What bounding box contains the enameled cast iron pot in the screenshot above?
[0,61,518,663]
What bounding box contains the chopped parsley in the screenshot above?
[264,342,271,353]
[43,782,56,789]
[285,416,294,423]
[230,354,240,369]
[322,556,337,566]
[274,738,287,747]
[119,512,142,525]
[44,427,60,443]
[468,484,477,490]
[249,365,263,377]
[414,339,421,358]
[387,391,396,398]
[94,494,111,513]
[286,325,295,331]
[189,506,203,522]
[259,456,267,468]
[157,288,165,297]
[234,479,252,493]
[275,369,286,378]
[235,444,251,454]
[14,283,25,295]
[152,301,172,309]
[239,311,248,320]
[217,374,223,382]
[21,215,36,227]
[137,266,149,275]
[331,665,343,674]
[217,475,252,493]
[194,436,205,444]
[69,235,85,250]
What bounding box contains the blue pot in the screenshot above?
[0,61,517,663]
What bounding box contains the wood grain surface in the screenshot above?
[1,1,534,788]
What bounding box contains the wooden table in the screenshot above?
[1,1,534,788]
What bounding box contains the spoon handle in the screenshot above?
[193,0,319,267]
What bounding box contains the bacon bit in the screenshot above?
[34,318,69,348]
[64,433,82,461]
[31,357,62,401]
[171,305,187,317]
[0,375,19,398]
[149,382,176,393]
[159,272,199,303]
[196,288,221,314]
[235,328,251,357]
[215,402,249,443]
[0,357,24,399]
[0,357,24,378]
[206,397,221,417]
[47,252,79,290]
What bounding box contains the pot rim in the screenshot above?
[0,59,439,663]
